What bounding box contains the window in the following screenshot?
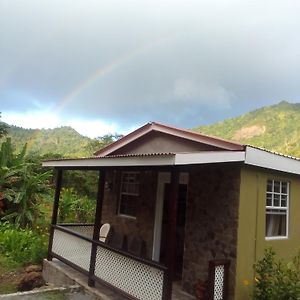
[266,179,289,239]
[119,172,140,217]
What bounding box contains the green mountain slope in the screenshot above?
[3,125,92,157]
[193,101,300,157]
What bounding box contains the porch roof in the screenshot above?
[42,151,245,168]
[42,146,300,176]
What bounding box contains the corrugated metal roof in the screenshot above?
[43,152,175,162]
[247,145,300,161]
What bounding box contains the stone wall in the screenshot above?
[101,170,157,259]
[182,164,241,299]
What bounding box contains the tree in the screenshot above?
[0,138,51,227]
[0,113,9,138]
[86,133,123,154]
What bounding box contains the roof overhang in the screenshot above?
[42,147,300,176]
[42,151,245,168]
[245,146,300,175]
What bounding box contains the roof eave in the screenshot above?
[245,146,300,175]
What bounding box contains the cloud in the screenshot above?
[1,0,300,132]
[173,79,232,109]
[1,110,120,138]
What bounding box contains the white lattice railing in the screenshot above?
[52,227,92,272]
[208,259,230,300]
[94,245,165,300]
[50,225,168,300]
[213,265,225,300]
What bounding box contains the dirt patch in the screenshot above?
[0,264,44,295]
[0,267,25,294]
[233,125,266,140]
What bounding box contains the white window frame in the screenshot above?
[265,179,289,240]
[118,171,140,219]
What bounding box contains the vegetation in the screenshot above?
[253,248,300,299]
[0,115,120,294]
[0,124,123,158]
[0,222,47,265]
[0,114,8,138]
[194,101,300,157]
[2,125,92,157]
[58,188,96,223]
[0,138,52,228]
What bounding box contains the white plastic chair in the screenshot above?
[99,223,110,243]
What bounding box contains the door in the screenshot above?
[160,183,187,279]
[152,172,189,265]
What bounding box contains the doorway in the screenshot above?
[159,183,187,279]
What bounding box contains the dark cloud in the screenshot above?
[1,0,300,130]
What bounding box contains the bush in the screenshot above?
[253,247,300,300]
[0,222,48,264]
[59,188,95,223]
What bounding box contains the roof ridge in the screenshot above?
[94,121,245,157]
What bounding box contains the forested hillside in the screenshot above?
[193,101,300,157]
[1,101,300,158]
[2,125,92,157]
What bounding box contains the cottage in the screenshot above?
[43,122,300,300]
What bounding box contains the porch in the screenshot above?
[44,152,240,299]
[45,225,195,300]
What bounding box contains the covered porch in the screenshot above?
[44,152,242,300]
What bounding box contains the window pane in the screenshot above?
[273,194,280,207]
[267,180,273,192]
[274,181,280,193]
[119,194,137,217]
[266,193,272,206]
[281,195,287,207]
[266,213,286,237]
[119,172,139,217]
[281,182,288,194]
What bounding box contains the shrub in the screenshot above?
[253,247,300,300]
[59,188,95,223]
[0,222,48,264]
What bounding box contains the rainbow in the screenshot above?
[53,33,177,113]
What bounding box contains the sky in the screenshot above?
[0,0,300,138]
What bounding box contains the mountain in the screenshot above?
[2,125,92,157]
[193,101,300,157]
[2,100,300,158]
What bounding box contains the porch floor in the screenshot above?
[43,259,195,300]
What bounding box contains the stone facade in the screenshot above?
[182,164,241,299]
[100,165,241,298]
[101,170,157,259]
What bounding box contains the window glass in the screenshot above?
[119,172,140,217]
[265,179,289,238]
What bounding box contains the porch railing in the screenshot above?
[50,224,169,300]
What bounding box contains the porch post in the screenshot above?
[165,169,179,299]
[88,169,106,287]
[47,168,63,261]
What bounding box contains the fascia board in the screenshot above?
[42,155,175,168]
[245,146,300,175]
[174,151,245,165]
[152,123,244,151]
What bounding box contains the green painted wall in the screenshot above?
[235,166,300,299]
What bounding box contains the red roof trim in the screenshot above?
[94,122,245,157]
